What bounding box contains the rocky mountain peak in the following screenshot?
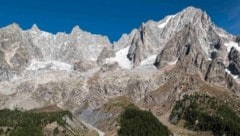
[106,6,240,93]
[6,23,21,30]
[111,6,218,68]
[0,23,22,34]
[181,6,204,14]
[71,25,82,35]
[30,24,40,32]
[173,7,212,27]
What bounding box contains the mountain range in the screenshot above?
[0,6,240,136]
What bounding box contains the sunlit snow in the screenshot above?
[105,46,132,69]
[158,15,174,28]
[224,41,239,52]
[26,60,73,71]
[168,59,178,65]
[225,69,239,79]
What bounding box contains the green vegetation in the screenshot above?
[170,93,240,136]
[118,106,171,136]
[0,128,4,135]
[0,109,72,136]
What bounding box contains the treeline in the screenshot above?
[0,109,72,136]
[118,106,171,136]
[170,93,240,136]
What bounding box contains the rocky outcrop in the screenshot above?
[236,36,240,45]
[74,59,98,72]
[100,62,120,72]
[204,59,227,85]
[228,63,240,75]
[127,22,162,67]
[97,47,114,65]
[228,47,240,75]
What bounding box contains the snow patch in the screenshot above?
[26,60,73,71]
[225,69,239,79]
[158,15,174,28]
[105,46,131,69]
[218,33,229,38]
[140,55,157,66]
[168,59,178,65]
[224,41,239,52]
[207,57,212,61]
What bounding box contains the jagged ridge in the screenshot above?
[0,6,240,136]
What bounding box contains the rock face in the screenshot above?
[27,25,111,63]
[236,36,240,45]
[0,24,42,81]
[122,7,223,67]
[0,6,240,135]
[74,59,98,72]
[0,24,111,82]
[228,47,240,75]
[97,47,114,65]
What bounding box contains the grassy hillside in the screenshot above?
[170,93,240,136]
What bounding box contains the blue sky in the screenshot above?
[0,0,239,42]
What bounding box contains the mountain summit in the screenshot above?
[0,6,239,135]
[114,6,233,67]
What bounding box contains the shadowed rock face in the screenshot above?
[236,36,240,45]
[229,63,240,75]
[228,47,240,75]
[0,7,240,135]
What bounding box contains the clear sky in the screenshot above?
[0,0,239,42]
